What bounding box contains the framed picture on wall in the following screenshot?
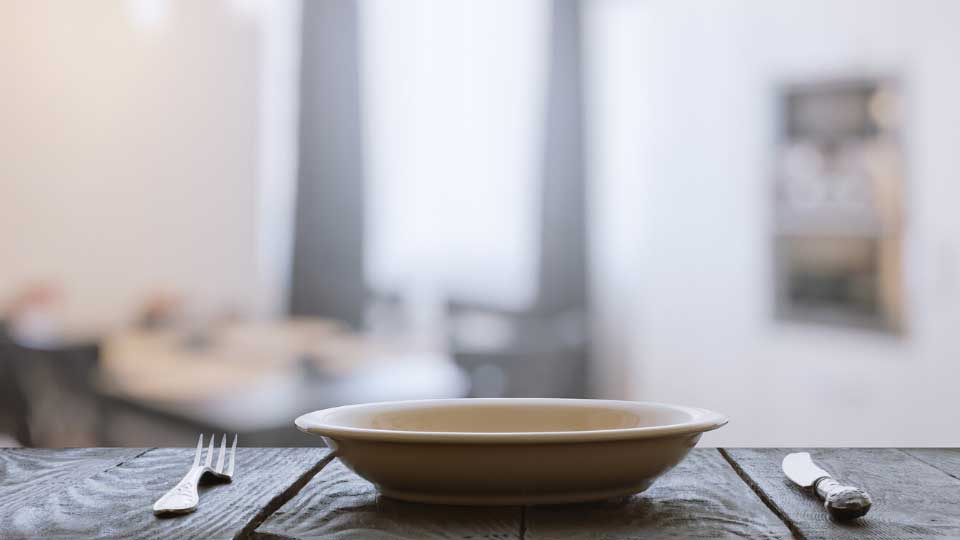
[772,77,905,333]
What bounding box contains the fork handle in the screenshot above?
[153,466,206,515]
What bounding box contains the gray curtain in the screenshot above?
[538,0,588,317]
[289,0,366,328]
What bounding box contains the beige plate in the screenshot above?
[295,398,727,506]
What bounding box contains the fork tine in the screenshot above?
[205,434,214,467]
[215,434,227,472]
[226,434,237,476]
[193,434,203,467]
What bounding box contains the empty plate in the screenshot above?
[295,398,727,505]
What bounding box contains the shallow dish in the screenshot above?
[295,398,727,505]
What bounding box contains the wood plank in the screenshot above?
[723,448,960,539]
[0,448,148,513]
[901,449,960,481]
[0,447,331,540]
[254,458,522,540]
[525,449,792,540]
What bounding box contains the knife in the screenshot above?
[782,452,872,520]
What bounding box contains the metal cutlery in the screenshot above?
[782,451,872,520]
[153,434,237,515]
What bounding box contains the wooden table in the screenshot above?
[2,448,958,539]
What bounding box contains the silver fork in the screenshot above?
[153,434,237,515]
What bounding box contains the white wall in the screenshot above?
[0,0,300,327]
[586,0,960,445]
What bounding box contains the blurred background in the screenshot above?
[1,0,957,447]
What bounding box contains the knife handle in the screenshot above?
[814,477,872,520]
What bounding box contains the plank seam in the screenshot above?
[110,447,156,470]
[246,531,299,540]
[235,451,337,540]
[519,505,527,540]
[718,448,806,540]
[897,449,960,482]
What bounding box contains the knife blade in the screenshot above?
[782,452,872,521]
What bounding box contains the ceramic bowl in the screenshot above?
[295,398,727,505]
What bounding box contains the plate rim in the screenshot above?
[295,398,728,444]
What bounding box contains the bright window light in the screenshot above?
[129,0,168,30]
[359,0,549,310]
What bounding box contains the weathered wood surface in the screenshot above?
[0,448,146,514]
[254,459,521,540]
[723,448,960,539]
[0,447,331,540]
[902,448,960,481]
[525,449,791,539]
[2,448,960,540]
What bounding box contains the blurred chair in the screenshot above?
[6,338,103,447]
[447,303,588,398]
[0,321,31,446]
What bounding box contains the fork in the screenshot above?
[153,434,237,515]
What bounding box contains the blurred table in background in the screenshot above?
[95,318,468,446]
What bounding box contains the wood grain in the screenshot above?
[254,458,522,540]
[525,448,792,540]
[0,448,147,514]
[0,447,330,540]
[901,449,960,481]
[723,448,960,539]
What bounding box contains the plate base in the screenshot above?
[377,481,654,506]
